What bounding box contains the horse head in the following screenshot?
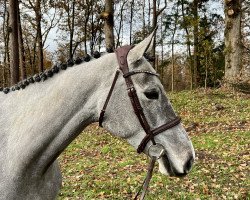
[99,30,195,177]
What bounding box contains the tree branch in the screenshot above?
[28,0,35,10]
[42,8,60,47]
[156,0,167,17]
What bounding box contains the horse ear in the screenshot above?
[128,27,157,63]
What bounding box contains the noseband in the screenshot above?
[98,45,181,199]
[99,45,181,153]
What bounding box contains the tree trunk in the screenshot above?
[205,54,208,90]
[67,0,76,60]
[171,5,179,92]
[25,35,35,75]
[192,0,199,88]
[32,34,38,74]
[9,0,20,85]
[116,1,126,48]
[224,0,242,82]
[18,3,26,80]
[160,15,164,64]
[103,0,115,52]
[129,0,134,45]
[171,39,175,92]
[148,0,151,28]
[3,0,9,87]
[90,2,95,54]
[181,0,193,89]
[142,0,146,38]
[152,0,157,68]
[84,1,91,55]
[35,0,43,72]
[151,0,166,68]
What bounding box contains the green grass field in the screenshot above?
[58,89,249,200]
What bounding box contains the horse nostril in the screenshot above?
[184,156,194,173]
[174,172,187,177]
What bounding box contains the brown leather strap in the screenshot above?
[100,45,181,154]
[134,157,156,200]
[115,46,156,149]
[99,45,182,200]
[152,116,181,135]
[99,70,120,127]
[115,45,133,74]
[137,116,181,153]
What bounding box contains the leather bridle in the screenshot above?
[99,45,181,153]
[98,45,181,199]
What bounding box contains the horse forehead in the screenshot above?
[134,70,160,86]
[131,59,157,75]
[136,59,153,68]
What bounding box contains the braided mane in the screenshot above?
[0,51,154,94]
[0,51,103,94]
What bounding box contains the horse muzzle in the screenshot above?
[158,152,194,177]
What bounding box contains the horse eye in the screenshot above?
[144,90,159,100]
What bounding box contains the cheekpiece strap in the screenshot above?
[115,45,156,151]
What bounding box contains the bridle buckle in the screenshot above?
[147,143,165,159]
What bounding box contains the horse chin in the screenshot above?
[158,154,187,177]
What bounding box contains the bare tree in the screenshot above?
[240,0,250,82]
[192,0,199,88]
[224,0,243,83]
[129,0,134,45]
[9,0,20,85]
[27,0,44,72]
[151,0,167,68]
[2,0,10,87]
[18,3,26,80]
[82,0,92,55]
[171,4,179,92]
[142,0,146,38]
[115,1,127,48]
[69,0,76,59]
[89,1,103,54]
[101,0,115,52]
[181,0,194,89]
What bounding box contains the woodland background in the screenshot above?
[0,1,249,199]
[0,0,249,92]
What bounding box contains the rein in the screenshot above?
[99,45,181,199]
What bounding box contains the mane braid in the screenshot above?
[0,51,102,95]
[0,51,151,95]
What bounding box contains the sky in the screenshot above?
[44,1,224,55]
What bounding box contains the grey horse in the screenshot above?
[0,31,195,199]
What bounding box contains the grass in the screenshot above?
[57,89,249,199]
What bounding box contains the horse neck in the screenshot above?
[1,53,117,175]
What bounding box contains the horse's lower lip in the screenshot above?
[161,154,187,177]
[161,154,175,176]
